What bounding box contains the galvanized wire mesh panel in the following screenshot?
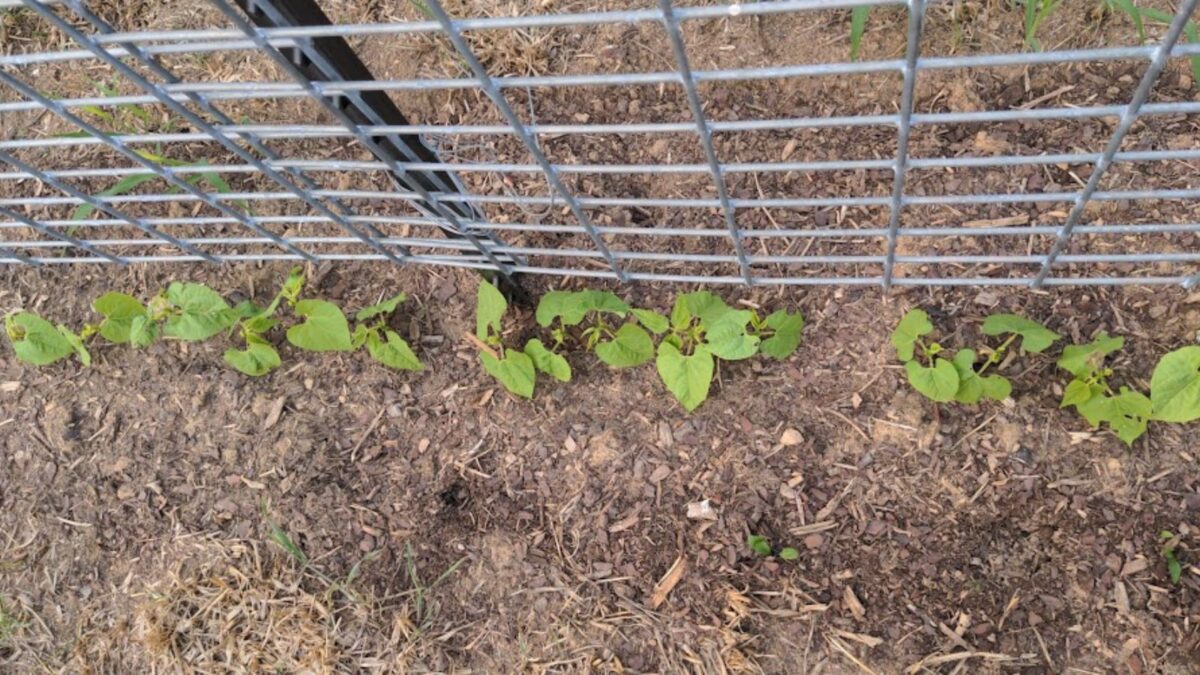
[1,0,1199,287]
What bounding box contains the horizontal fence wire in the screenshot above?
[0,0,1199,287]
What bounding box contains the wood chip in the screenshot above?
[843,586,866,620]
[686,499,717,521]
[1121,557,1148,577]
[648,555,686,609]
[1113,580,1130,614]
[780,428,803,446]
[262,395,286,431]
[833,628,882,648]
[0,381,19,393]
[608,510,640,533]
[648,464,671,484]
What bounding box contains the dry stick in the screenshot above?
[461,331,499,359]
[349,407,386,462]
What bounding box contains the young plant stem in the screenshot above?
[978,333,1018,376]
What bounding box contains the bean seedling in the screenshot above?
[747,534,799,561]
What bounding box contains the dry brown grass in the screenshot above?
[137,536,397,674]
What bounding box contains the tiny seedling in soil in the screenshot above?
[747,534,799,561]
[1160,531,1184,585]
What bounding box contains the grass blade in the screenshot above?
[849,6,870,61]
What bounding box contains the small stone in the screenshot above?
[780,428,803,446]
[803,533,825,550]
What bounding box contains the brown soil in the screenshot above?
[2,1,1200,673]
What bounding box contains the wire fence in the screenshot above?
[1,0,1200,288]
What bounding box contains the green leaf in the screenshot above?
[523,338,571,382]
[128,315,159,348]
[849,6,870,60]
[163,282,237,341]
[981,314,1060,353]
[656,342,715,412]
[904,358,959,403]
[58,325,91,366]
[287,299,354,352]
[950,349,1011,404]
[632,308,669,335]
[351,324,372,350]
[759,310,804,360]
[5,312,75,366]
[676,291,733,329]
[535,290,629,327]
[480,350,536,399]
[278,267,305,307]
[1150,346,1200,423]
[595,323,654,368]
[1167,554,1183,585]
[355,292,407,322]
[1057,332,1124,378]
[1061,378,1098,408]
[92,291,148,344]
[980,375,1012,401]
[1078,387,1151,446]
[892,309,933,362]
[950,349,983,404]
[367,329,424,372]
[71,173,158,221]
[243,314,279,337]
[223,336,281,376]
[747,534,771,557]
[704,310,760,361]
[670,295,693,330]
[476,282,507,340]
[779,547,800,561]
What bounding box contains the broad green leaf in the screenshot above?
[223,337,281,376]
[1061,378,1098,408]
[949,349,1013,404]
[351,324,372,350]
[676,291,733,329]
[59,326,91,366]
[480,350,535,398]
[670,295,693,330]
[779,547,800,561]
[243,314,280,336]
[981,314,1060,353]
[1078,387,1151,446]
[535,290,629,327]
[595,323,654,368]
[950,349,983,404]
[1057,332,1124,378]
[747,534,771,556]
[980,375,1012,402]
[524,338,571,382]
[93,291,148,344]
[704,310,759,361]
[5,312,74,366]
[904,358,959,403]
[892,309,933,362]
[128,315,159,348]
[355,292,407,322]
[632,309,669,335]
[367,329,424,372]
[759,310,804,360]
[232,300,262,320]
[1150,345,1200,423]
[287,299,353,352]
[656,342,714,412]
[163,282,237,341]
[476,282,507,340]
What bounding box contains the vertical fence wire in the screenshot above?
[422,0,629,283]
[1032,0,1200,288]
[657,0,753,286]
[206,0,522,277]
[881,0,926,290]
[24,0,410,264]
